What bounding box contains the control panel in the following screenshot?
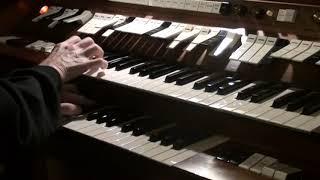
[98,0,320,40]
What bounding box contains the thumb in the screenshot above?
[61,103,82,116]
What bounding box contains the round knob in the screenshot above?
[233,5,247,16]
[219,2,232,16]
[266,10,274,17]
[253,8,266,19]
[313,12,320,24]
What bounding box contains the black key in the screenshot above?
[129,61,159,74]
[131,117,156,136]
[121,116,150,132]
[149,65,180,79]
[96,113,118,124]
[193,73,225,90]
[236,82,272,100]
[176,71,208,86]
[149,126,176,142]
[139,64,168,77]
[173,132,209,150]
[87,111,100,121]
[106,113,142,127]
[105,54,124,61]
[286,92,320,111]
[272,89,310,108]
[302,101,320,115]
[161,131,178,146]
[108,56,133,69]
[250,84,286,103]
[115,58,144,71]
[205,77,234,92]
[217,80,249,95]
[165,68,194,83]
[87,106,119,121]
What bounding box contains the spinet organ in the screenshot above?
[1,0,320,179]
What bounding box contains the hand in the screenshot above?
[40,36,108,82]
[60,84,95,117]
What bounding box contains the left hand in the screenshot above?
[60,84,95,117]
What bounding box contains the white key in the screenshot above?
[239,153,265,170]
[270,111,300,124]
[189,92,216,103]
[259,108,286,121]
[77,123,105,133]
[250,156,278,174]
[152,82,177,93]
[199,94,225,105]
[95,127,122,139]
[104,131,132,143]
[152,148,187,161]
[132,141,161,154]
[141,76,167,90]
[131,77,154,88]
[298,116,320,132]
[284,114,316,129]
[67,121,96,131]
[114,135,146,146]
[164,135,229,166]
[178,89,205,100]
[87,126,117,137]
[222,99,250,111]
[142,145,173,157]
[63,119,88,129]
[166,150,198,165]
[233,103,259,114]
[122,136,150,149]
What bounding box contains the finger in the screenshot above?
[77,58,108,73]
[61,91,95,105]
[80,44,104,59]
[65,36,81,45]
[84,66,101,76]
[75,37,95,48]
[61,103,82,116]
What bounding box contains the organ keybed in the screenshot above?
[1,0,320,179]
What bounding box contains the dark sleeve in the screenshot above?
[0,66,61,149]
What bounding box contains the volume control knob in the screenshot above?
[313,12,320,24]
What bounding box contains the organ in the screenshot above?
[1,0,320,179]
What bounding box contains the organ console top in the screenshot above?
[0,0,320,180]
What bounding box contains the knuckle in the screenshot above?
[84,37,94,43]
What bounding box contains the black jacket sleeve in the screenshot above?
[0,66,61,150]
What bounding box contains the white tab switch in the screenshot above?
[239,36,267,62]
[185,27,220,51]
[229,34,257,61]
[270,39,302,58]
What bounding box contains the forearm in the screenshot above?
[0,66,62,148]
